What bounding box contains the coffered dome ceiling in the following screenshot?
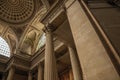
[0,0,35,24]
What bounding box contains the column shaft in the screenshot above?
[68,46,82,80]
[38,64,43,80]
[6,67,15,80]
[44,29,58,80]
[28,72,32,80]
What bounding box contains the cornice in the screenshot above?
[0,37,66,71]
[40,0,66,24]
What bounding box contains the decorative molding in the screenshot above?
[40,0,66,25]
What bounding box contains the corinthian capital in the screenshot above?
[42,23,53,33]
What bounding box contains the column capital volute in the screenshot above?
[37,62,43,68]
[42,23,54,33]
[28,70,32,74]
[9,65,15,70]
[62,5,67,13]
[67,44,73,48]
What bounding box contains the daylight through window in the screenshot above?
[36,33,46,51]
[0,37,10,57]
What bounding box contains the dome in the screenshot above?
[0,0,35,24]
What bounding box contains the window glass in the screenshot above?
[36,33,46,51]
[0,37,10,57]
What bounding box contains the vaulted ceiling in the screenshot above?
[0,0,43,37]
[0,0,48,55]
[0,0,69,57]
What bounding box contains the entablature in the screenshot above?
[0,37,67,72]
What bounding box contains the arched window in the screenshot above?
[0,37,10,57]
[36,33,46,51]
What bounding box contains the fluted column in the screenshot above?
[38,63,43,80]
[68,46,82,80]
[28,71,32,80]
[6,67,15,80]
[43,27,58,80]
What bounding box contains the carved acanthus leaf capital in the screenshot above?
[42,23,53,33]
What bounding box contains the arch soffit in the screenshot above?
[0,23,18,54]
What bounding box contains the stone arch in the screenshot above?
[0,23,18,55]
[21,28,38,55]
[5,33,18,54]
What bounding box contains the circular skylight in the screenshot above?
[0,37,10,57]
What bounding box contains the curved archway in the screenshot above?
[0,37,10,57]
